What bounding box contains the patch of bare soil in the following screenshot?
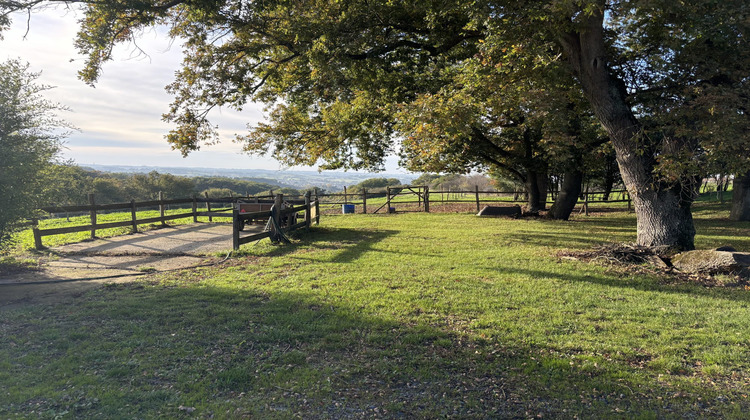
[0,223,248,306]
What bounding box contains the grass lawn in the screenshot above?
[2,206,750,418]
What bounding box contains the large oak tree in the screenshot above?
[3,0,748,247]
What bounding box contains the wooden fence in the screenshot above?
[312,186,632,214]
[31,192,319,250]
[232,192,319,250]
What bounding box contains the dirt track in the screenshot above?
[0,223,252,305]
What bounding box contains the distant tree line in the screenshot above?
[43,165,301,206]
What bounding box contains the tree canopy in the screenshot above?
[2,0,748,247]
[0,59,69,244]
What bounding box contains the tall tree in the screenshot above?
[3,0,747,247]
[0,59,69,244]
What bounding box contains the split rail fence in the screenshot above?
[31,191,319,250]
[313,186,632,215]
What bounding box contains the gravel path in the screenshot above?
[1,223,258,305]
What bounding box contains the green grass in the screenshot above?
[2,206,750,417]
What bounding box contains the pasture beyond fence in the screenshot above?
[30,184,630,249]
[31,192,320,250]
[314,186,632,215]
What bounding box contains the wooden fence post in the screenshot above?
[273,193,283,238]
[192,195,198,223]
[386,186,391,212]
[362,188,367,214]
[584,191,590,216]
[130,199,138,233]
[344,186,348,204]
[232,205,240,250]
[475,185,480,213]
[424,186,430,213]
[315,188,320,224]
[32,218,43,250]
[89,193,97,239]
[204,191,213,222]
[305,190,312,227]
[159,191,166,227]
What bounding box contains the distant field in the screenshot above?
[2,202,750,417]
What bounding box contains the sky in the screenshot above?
[0,7,404,172]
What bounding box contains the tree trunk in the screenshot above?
[558,10,696,250]
[524,170,547,213]
[730,171,750,221]
[548,170,583,220]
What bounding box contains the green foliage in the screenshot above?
[33,168,286,206]
[346,177,401,193]
[42,164,94,205]
[0,59,68,245]
[192,176,278,197]
[410,173,441,186]
[200,188,235,198]
[255,187,301,197]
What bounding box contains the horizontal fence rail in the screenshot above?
[29,183,629,249]
[31,192,318,250]
[310,186,631,215]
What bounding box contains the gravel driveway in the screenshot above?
[1,223,258,304]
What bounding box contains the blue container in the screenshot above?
[342,204,355,214]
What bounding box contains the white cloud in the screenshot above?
[0,6,408,173]
[0,7,283,169]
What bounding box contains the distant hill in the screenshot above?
[82,164,419,191]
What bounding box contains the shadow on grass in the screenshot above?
[694,219,750,251]
[255,227,405,262]
[486,263,750,304]
[2,282,744,418]
[507,212,750,252]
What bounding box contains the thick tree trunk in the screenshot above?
[559,11,696,250]
[548,170,583,220]
[524,171,548,213]
[730,171,750,221]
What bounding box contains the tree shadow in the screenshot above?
[3,282,744,418]
[503,231,621,248]
[264,227,442,263]
[480,262,750,304]
[694,219,750,251]
[54,223,235,256]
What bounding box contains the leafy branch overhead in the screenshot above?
[2,0,748,248]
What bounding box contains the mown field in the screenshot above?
[2,202,750,418]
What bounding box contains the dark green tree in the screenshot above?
[42,164,95,206]
[0,59,69,245]
[348,178,402,193]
